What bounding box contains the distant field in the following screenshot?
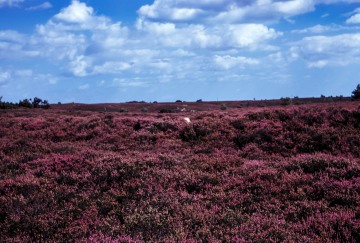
[52,96,352,113]
[0,100,359,241]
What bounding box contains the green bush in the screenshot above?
[351,84,360,100]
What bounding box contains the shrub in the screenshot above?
[159,108,174,113]
[0,96,17,109]
[280,97,292,106]
[351,84,360,100]
[19,99,32,108]
[220,104,227,110]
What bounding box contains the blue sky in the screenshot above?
[1,0,360,103]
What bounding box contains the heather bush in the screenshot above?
[0,102,359,241]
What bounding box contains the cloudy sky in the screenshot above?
[1,0,360,103]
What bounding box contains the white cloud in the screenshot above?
[0,71,11,84]
[292,24,335,34]
[0,1,283,81]
[69,55,92,77]
[291,33,360,67]
[214,55,259,69]
[0,0,283,88]
[0,30,40,59]
[0,30,25,42]
[112,78,148,87]
[138,0,317,24]
[25,1,129,77]
[137,20,281,50]
[0,0,23,8]
[93,62,132,74]
[292,24,360,34]
[227,24,281,49]
[54,0,93,23]
[138,0,360,25]
[0,69,57,88]
[26,2,52,11]
[346,8,360,24]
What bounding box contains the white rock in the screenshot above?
[183,117,191,124]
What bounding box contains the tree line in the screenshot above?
[0,96,50,109]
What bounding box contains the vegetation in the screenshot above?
[280,97,292,106]
[0,102,359,241]
[352,84,360,100]
[0,96,50,109]
[0,96,17,109]
[220,103,227,110]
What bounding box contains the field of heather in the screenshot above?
[0,101,359,242]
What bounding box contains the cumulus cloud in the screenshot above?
[0,69,51,87]
[213,0,315,24]
[0,0,283,82]
[138,0,360,25]
[27,0,129,77]
[137,20,281,50]
[138,0,317,24]
[291,33,360,67]
[0,0,319,93]
[0,30,40,59]
[54,0,93,23]
[0,0,285,87]
[0,30,25,42]
[214,55,259,69]
[346,8,360,24]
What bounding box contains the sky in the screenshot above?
[1,0,360,103]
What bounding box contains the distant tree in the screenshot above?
[41,100,50,109]
[17,97,50,109]
[176,100,182,103]
[0,96,18,109]
[32,97,42,108]
[351,84,360,100]
[19,99,32,108]
[196,99,202,102]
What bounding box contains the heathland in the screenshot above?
[0,99,359,242]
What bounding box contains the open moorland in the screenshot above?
[0,100,359,242]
